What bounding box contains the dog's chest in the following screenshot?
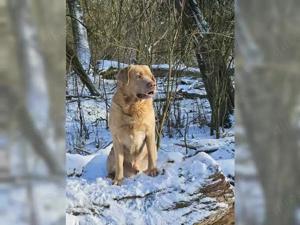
[123,128,146,154]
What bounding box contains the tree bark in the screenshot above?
[237,69,299,225]
[67,43,100,96]
[67,0,91,70]
[236,4,300,223]
[7,0,64,175]
[175,0,234,138]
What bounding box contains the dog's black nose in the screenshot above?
[147,82,156,88]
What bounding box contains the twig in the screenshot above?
[183,147,219,159]
[113,188,166,201]
[174,143,197,150]
[183,112,189,154]
[66,95,102,100]
[74,147,91,155]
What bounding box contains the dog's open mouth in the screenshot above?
[137,91,155,99]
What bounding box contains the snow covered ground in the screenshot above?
[66,149,231,225]
[65,61,234,224]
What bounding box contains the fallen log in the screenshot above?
[175,143,219,155]
[195,173,234,225]
[178,91,207,99]
[154,96,184,102]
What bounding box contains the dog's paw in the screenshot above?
[147,168,159,177]
[112,178,123,185]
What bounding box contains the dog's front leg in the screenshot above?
[112,137,124,185]
[145,131,158,177]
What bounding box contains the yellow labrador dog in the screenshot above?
[107,65,158,185]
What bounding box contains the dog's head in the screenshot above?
[116,65,156,100]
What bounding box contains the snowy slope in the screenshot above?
[66,145,232,225]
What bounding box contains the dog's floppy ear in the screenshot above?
[115,66,132,85]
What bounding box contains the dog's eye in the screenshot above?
[137,74,143,79]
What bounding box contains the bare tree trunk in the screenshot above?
[67,0,91,70]
[176,0,234,138]
[32,0,66,139]
[17,101,63,174]
[7,0,63,175]
[237,69,299,225]
[67,43,100,96]
[236,3,300,224]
